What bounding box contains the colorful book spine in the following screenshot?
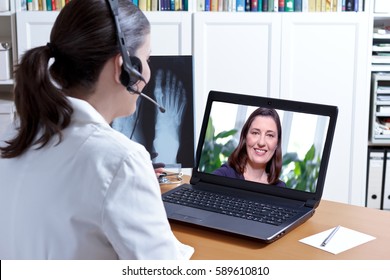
[285,0,294,11]
[308,0,315,11]
[56,0,61,10]
[46,0,52,10]
[41,0,47,10]
[332,0,338,11]
[236,0,245,11]
[251,0,258,11]
[196,0,204,11]
[183,0,188,11]
[262,0,267,11]
[245,0,250,11]
[268,0,273,11]
[294,0,302,11]
[257,0,263,11]
[204,0,210,11]
[345,0,354,11]
[278,0,284,11]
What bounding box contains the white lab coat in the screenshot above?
[0,97,194,259]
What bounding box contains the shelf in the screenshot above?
[372,56,390,64]
[0,11,12,16]
[0,79,13,85]
[375,113,390,117]
[371,64,390,71]
[373,33,390,39]
[376,102,390,106]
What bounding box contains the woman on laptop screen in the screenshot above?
[213,107,286,187]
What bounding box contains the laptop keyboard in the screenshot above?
[163,187,299,226]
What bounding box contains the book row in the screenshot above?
[19,0,364,12]
[22,0,71,11]
[198,0,364,12]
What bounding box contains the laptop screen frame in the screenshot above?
[191,91,338,205]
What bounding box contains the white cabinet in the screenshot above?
[193,12,371,205]
[280,12,371,206]
[193,12,282,129]
[16,11,192,59]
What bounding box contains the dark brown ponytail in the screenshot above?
[0,44,73,158]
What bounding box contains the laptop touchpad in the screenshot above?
[170,213,204,223]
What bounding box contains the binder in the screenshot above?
[366,149,384,209]
[383,150,390,210]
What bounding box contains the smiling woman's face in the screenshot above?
[245,115,278,169]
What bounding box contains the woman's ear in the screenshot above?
[113,54,123,84]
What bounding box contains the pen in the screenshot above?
[321,225,340,247]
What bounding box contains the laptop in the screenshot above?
[162,90,338,243]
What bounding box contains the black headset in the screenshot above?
[106,0,166,113]
[107,0,145,91]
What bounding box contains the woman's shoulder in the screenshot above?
[274,179,287,188]
[213,163,242,179]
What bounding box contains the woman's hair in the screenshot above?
[0,0,150,158]
[228,107,283,184]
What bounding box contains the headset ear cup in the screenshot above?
[120,56,143,88]
[129,56,142,86]
[120,65,131,87]
[130,56,142,73]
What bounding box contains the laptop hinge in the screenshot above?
[190,176,201,184]
[305,199,319,208]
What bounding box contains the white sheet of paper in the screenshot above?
[299,226,376,254]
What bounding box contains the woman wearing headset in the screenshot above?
[0,0,193,259]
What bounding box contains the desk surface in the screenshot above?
[161,179,390,260]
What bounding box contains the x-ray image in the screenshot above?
[111,56,194,168]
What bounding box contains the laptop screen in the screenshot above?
[193,91,338,201]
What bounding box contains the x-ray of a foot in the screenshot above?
[153,69,187,164]
[110,100,145,144]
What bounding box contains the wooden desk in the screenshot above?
[161,178,390,260]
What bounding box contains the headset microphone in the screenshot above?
[128,87,166,113]
[107,0,166,113]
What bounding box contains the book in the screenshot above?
[139,0,147,10]
[236,0,245,11]
[251,0,258,11]
[56,0,62,10]
[204,0,210,11]
[332,0,338,11]
[285,0,294,11]
[211,0,219,11]
[294,0,302,11]
[345,0,354,11]
[308,0,315,11]
[325,0,331,11]
[46,0,52,10]
[41,0,47,10]
[315,0,321,11]
[262,0,268,11]
[257,0,263,11]
[20,0,27,10]
[32,0,39,10]
[268,0,273,11]
[278,0,284,11]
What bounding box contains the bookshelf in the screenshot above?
[366,0,390,211]
[369,73,390,144]
[0,3,16,95]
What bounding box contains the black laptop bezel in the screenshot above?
[190,90,338,207]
